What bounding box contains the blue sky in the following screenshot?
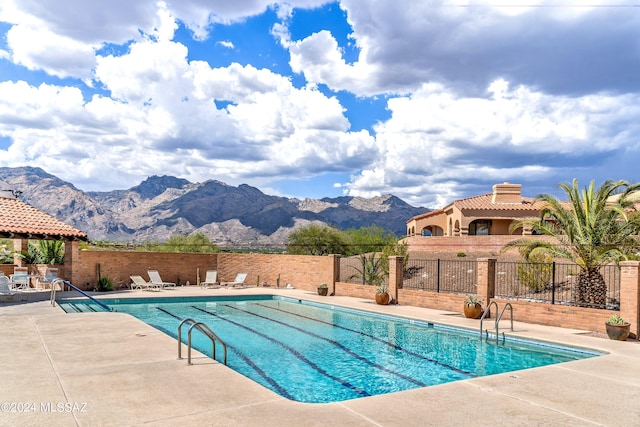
[1,1,639,209]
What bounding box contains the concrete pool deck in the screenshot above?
[1,287,640,426]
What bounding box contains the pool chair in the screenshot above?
[221,273,248,288]
[0,276,27,301]
[129,275,161,291]
[9,267,30,290]
[36,267,59,290]
[147,270,177,289]
[201,270,219,289]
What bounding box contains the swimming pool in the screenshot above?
[59,295,601,403]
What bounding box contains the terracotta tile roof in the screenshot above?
[407,194,545,223]
[407,209,443,223]
[0,195,87,240]
[453,193,543,211]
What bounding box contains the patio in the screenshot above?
[1,287,640,426]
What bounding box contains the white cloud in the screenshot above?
[7,25,97,80]
[1,0,640,209]
[217,40,235,49]
[341,80,640,206]
[3,0,158,44]
[289,30,379,95]
[0,20,376,192]
[287,0,640,96]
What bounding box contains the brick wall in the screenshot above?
[336,281,376,300]
[73,251,219,289]
[215,253,336,291]
[70,251,336,292]
[404,235,556,255]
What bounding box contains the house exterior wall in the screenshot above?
[406,182,539,239]
[407,210,447,236]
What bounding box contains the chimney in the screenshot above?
[492,182,522,204]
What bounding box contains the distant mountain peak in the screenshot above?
[130,175,191,199]
[0,168,427,243]
[298,198,339,213]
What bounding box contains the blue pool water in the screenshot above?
[59,296,600,403]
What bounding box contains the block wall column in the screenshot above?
[64,241,82,289]
[620,261,640,340]
[476,258,496,314]
[388,256,403,304]
[330,254,340,296]
[12,238,28,266]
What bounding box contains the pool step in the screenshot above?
[58,302,111,313]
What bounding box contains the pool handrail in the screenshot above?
[50,279,112,312]
[479,301,498,338]
[177,319,227,365]
[480,301,514,343]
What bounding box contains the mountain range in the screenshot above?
[0,167,428,245]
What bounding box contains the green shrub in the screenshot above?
[464,294,482,307]
[606,314,627,325]
[456,252,466,257]
[376,283,389,294]
[96,277,113,292]
[517,252,552,292]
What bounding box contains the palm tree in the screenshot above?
[21,240,65,265]
[349,253,385,286]
[502,179,640,306]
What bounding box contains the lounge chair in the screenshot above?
[221,273,248,288]
[36,267,59,290]
[0,276,27,301]
[147,270,176,289]
[201,270,219,289]
[130,275,161,291]
[9,267,30,290]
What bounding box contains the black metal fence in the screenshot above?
[339,256,389,286]
[402,259,477,294]
[495,261,620,310]
[340,256,621,310]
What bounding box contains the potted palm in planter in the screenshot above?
[605,314,630,341]
[463,294,483,319]
[317,283,328,296]
[375,283,390,305]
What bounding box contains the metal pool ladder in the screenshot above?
[177,318,228,365]
[479,302,513,343]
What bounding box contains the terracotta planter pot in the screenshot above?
[317,287,328,296]
[375,292,390,305]
[605,322,630,341]
[464,303,483,319]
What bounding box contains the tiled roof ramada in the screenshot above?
[0,196,87,240]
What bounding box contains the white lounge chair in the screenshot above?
[147,270,176,289]
[221,273,248,288]
[130,275,161,291]
[201,270,219,289]
[36,267,59,290]
[0,276,27,301]
[9,267,30,290]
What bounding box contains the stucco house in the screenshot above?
[406,182,543,238]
